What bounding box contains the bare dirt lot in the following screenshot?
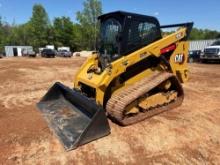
[0,57,220,165]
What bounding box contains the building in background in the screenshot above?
[4,46,33,57]
[189,39,217,51]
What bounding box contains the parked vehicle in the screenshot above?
[41,49,56,58]
[200,40,220,63]
[57,50,72,57]
[21,49,36,57]
[188,50,201,63]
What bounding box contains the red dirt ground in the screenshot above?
[0,57,220,164]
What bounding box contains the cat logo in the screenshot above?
[174,54,184,63]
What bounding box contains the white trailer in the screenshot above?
[46,45,55,50]
[58,47,70,51]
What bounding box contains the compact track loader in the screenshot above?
[37,11,193,150]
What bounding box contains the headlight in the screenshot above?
[218,50,220,55]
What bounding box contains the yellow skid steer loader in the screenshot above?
[37,11,193,151]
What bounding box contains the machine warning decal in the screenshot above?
[174,54,184,63]
[176,32,183,39]
[140,52,147,59]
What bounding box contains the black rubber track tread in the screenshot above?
[106,71,184,126]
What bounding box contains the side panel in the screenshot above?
[169,41,189,83]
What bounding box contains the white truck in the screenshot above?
[200,41,220,63]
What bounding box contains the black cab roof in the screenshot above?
[98,11,159,24]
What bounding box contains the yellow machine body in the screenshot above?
[74,28,189,106]
[37,11,193,151]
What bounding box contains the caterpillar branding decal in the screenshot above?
[174,54,184,63]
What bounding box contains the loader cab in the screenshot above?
[98,11,162,68]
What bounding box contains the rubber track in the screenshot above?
[106,71,184,126]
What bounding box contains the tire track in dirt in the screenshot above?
[0,90,46,109]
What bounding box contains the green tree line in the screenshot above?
[0,0,102,52]
[189,28,220,40]
[0,0,220,53]
[163,28,220,40]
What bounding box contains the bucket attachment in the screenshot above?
[37,82,110,151]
